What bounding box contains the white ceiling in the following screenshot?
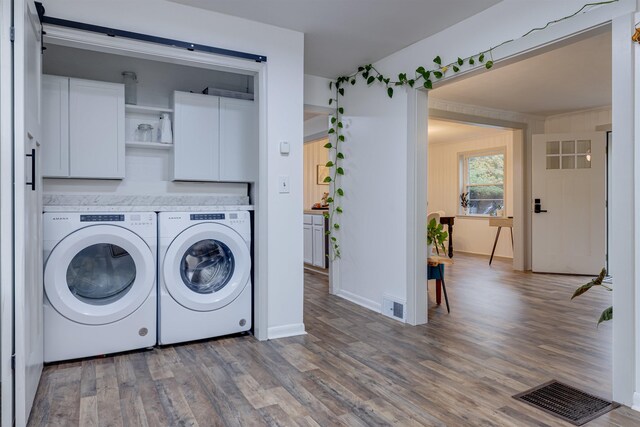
[430,29,612,116]
[428,119,510,145]
[169,0,501,78]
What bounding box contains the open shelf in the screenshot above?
[125,104,174,114]
[125,141,173,150]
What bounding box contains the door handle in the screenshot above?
[534,198,547,213]
[25,148,35,191]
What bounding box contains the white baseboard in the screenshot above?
[632,392,640,412]
[455,249,513,259]
[267,323,306,340]
[336,289,382,313]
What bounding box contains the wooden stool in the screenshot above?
[428,256,454,313]
[489,217,513,266]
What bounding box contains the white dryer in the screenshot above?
[43,212,157,362]
[158,211,251,345]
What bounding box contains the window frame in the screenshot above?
[458,147,507,218]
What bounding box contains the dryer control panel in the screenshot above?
[80,214,124,222]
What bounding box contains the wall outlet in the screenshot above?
[278,175,290,194]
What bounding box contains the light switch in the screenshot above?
[278,175,290,193]
[280,141,290,155]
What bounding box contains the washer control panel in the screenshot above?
[80,214,124,222]
[191,213,225,221]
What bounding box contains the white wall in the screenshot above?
[303,138,329,209]
[428,130,514,258]
[304,115,329,140]
[44,0,305,340]
[544,106,611,133]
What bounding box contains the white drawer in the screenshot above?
[313,215,325,226]
[303,214,313,225]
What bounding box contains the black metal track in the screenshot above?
[37,6,266,63]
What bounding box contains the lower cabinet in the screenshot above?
[304,214,327,268]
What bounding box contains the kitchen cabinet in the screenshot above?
[304,213,327,268]
[42,75,125,179]
[172,91,257,182]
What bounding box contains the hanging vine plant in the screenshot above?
[323,0,619,259]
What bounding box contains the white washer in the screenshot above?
[43,212,157,362]
[158,211,251,345]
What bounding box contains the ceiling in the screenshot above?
[428,119,510,145]
[169,0,501,78]
[430,29,612,116]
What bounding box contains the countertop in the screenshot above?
[304,209,328,215]
[43,194,253,213]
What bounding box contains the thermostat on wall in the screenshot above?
[280,141,290,155]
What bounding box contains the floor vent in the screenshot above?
[382,295,405,322]
[513,380,619,426]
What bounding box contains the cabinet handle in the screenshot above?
[25,148,35,191]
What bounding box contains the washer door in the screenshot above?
[44,225,155,325]
[163,222,250,311]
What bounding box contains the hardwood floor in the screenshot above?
[29,254,640,426]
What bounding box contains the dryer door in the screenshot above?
[163,222,250,311]
[44,225,155,325]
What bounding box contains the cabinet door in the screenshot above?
[303,224,313,264]
[41,75,69,177]
[173,91,220,181]
[220,97,257,182]
[312,224,326,268]
[69,79,124,179]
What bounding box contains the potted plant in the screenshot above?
[427,218,448,256]
[460,192,469,215]
[571,268,612,325]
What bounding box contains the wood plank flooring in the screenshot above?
[28,253,640,426]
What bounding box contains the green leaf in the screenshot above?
[433,55,442,65]
[571,282,596,299]
[328,98,333,105]
[387,87,394,98]
[367,76,375,85]
[485,60,494,69]
[325,230,331,236]
[324,142,332,149]
[377,75,383,82]
[333,223,340,230]
[336,207,343,213]
[457,57,464,66]
[416,66,426,74]
[408,79,415,87]
[338,135,345,142]
[328,128,335,134]
[325,161,334,167]
[338,107,344,114]
[362,71,369,79]
[323,176,332,183]
[326,197,333,203]
[337,122,343,128]
[469,57,475,65]
[358,66,364,72]
[598,306,613,325]
[331,117,337,124]
[424,80,433,89]
[338,88,344,96]
[337,188,344,196]
[337,152,345,159]
[331,236,337,241]
[479,53,485,63]
[329,81,333,90]
[453,65,459,73]
[336,167,344,175]
[384,78,391,84]
[433,71,443,79]
[351,79,356,85]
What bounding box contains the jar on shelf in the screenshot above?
[136,124,153,142]
[122,71,138,105]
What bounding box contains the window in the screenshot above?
[460,149,505,216]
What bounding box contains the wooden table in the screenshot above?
[439,216,455,258]
[428,255,454,313]
[489,217,513,266]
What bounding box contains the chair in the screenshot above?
[427,255,452,313]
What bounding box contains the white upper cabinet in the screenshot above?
[69,79,125,179]
[220,97,257,182]
[41,75,69,178]
[173,91,256,182]
[172,91,220,181]
[41,76,125,179]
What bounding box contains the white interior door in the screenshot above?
[13,0,43,425]
[532,132,606,274]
